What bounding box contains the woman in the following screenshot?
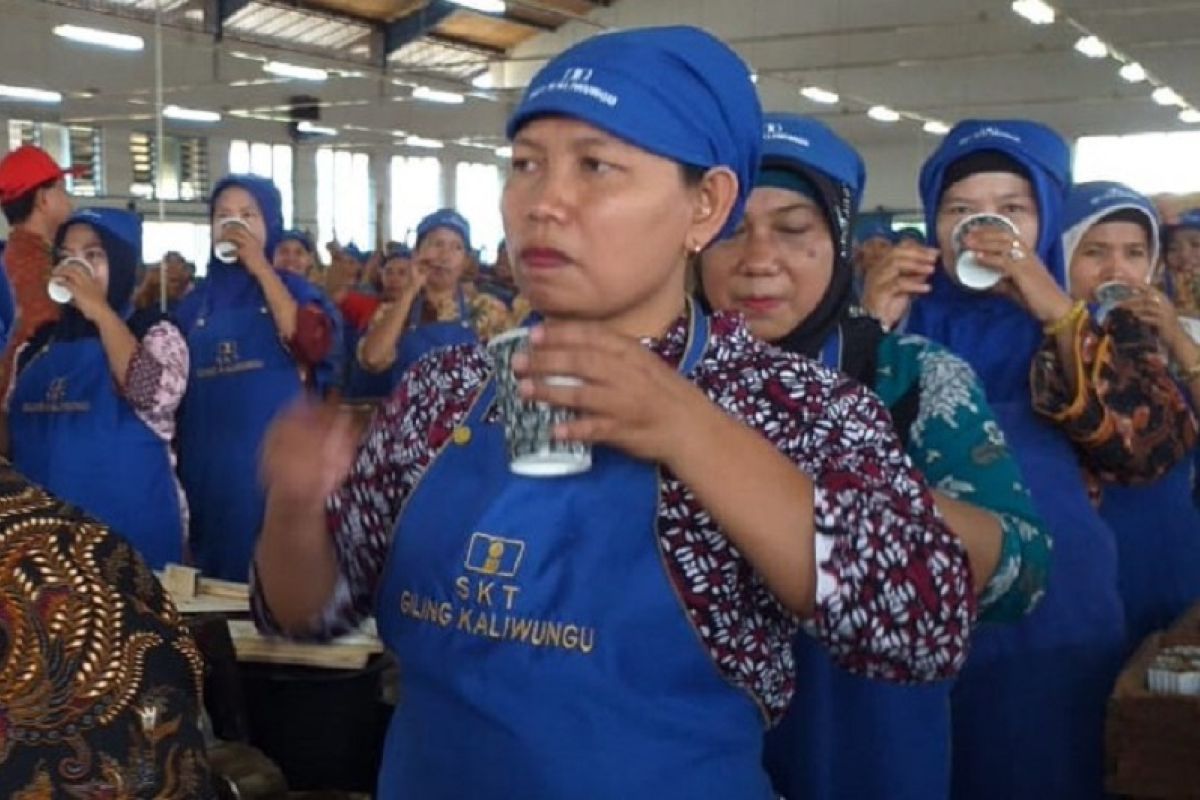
[273,229,316,278]
[1054,181,1200,646]
[889,119,1126,800]
[343,250,421,400]
[251,26,974,798]
[0,459,212,797]
[1164,209,1200,318]
[6,208,187,569]
[356,208,511,388]
[174,174,340,582]
[700,113,1049,800]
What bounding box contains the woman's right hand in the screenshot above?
[260,401,359,508]
[860,242,938,330]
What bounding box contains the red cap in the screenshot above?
[0,145,82,205]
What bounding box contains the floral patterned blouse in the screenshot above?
[254,310,976,723]
[0,459,213,798]
[1031,306,1198,493]
[875,333,1051,623]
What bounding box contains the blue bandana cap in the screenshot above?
[1062,181,1160,290]
[506,25,762,242]
[761,113,866,211]
[416,208,471,250]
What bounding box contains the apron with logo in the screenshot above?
[10,337,182,568]
[373,307,774,798]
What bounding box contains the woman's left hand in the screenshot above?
[511,321,711,464]
[55,262,109,321]
[964,227,1074,325]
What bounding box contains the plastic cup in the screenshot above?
[487,327,591,477]
[950,213,1020,291]
[214,217,250,264]
[47,257,94,304]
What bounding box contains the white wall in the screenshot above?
[856,138,938,213]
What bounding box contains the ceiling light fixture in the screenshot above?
[297,121,337,136]
[163,104,221,122]
[1011,0,1055,25]
[1153,86,1185,106]
[1073,35,1109,59]
[1180,108,1200,124]
[53,24,144,51]
[1118,62,1147,83]
[413,86,465,105]
[0,84,63,104]
[404,135,444,149]
[264,61,328,82]
[495,145,513,158]
[867,105,901,123]
[800,86,839,104]
[923,120,950,135]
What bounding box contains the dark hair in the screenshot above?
[2,177,58,226]
[680,163,707,187]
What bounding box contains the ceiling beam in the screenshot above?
[427,31,507,56]
[212,0,254,41]
[382,0,456,65]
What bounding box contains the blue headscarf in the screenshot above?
[416,208,471,250]
[19,209,156,366]
[200,174,286,311]
[907,119,1071,403]
[1062,181,1160,296]
[507,25,761,243]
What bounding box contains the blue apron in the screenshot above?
[950,404,1125,800]
[1104,456,1200,652]
[373,307,775,799]
[343,291,478,399]
[764,329,952,800]
[177,296,303,581]
[342,325,394,401]
[9,337,182,569]
[392,289,477,381]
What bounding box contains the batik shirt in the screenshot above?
[0,459,212,798]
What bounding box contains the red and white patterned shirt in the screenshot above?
[253,310,975,722]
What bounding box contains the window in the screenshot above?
[454,161,504,261]
[390,155,443,245]
[229,140,294,227]
[130,132,209,201]
[316,147,371,251]
[1075,132,1200,196]
[7,120,103,196]
[142,221,213,277]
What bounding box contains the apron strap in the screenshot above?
[818,325,843,371]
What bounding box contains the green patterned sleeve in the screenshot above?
[876,335,1052,623]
